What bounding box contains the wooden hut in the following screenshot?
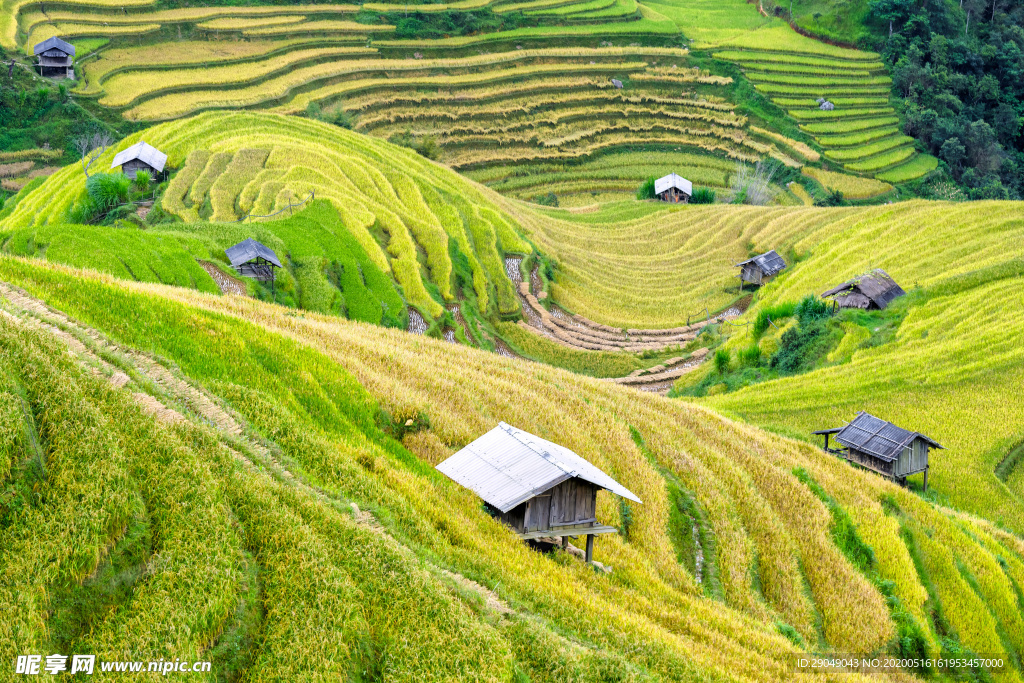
[813,412,942,489]
[611,78,623,89]
[821,268,904,310]
[436,422,642,563]
[34,36,75,79]
[735,250,786,286]
[111,142,167,180]
[819,100,835,111]
[654,173,692,203]
[226,238,282,282]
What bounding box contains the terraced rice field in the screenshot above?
[2,255,1023,680]
[499,198,1024,328]
[709,27,935,181]
[5,0,824,199]
[1,112,531,322]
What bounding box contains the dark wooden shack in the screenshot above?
[436,422,642,563]
[821,268,905,310]
[654,173,692,203]
[813,411,943,489]
[735,250,786,287]
[111,141,168,180]
[34,36,75,79]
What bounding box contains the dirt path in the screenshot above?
[199,261,247,296]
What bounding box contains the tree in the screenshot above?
[73,131,114,178]
[939,138,966,173]
[869,0,915,36]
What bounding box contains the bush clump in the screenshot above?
[636,176,656,200]
[690,187,716,204]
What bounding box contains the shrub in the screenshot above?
[86,172,131,213]
[795,294,829,325]
[133,170,152,193]
[636,176,656,200]
[713,348,731,374]
[752,301,797,338]
[738,345,761,367]
[690,187,716,204]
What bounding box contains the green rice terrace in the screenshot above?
[1,0,937,206]
[1,0,1022,679]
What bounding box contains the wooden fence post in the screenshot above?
[585,534,594,564]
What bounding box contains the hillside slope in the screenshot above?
[2,255,1023,680]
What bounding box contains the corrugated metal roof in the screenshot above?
[833,412,943,461]
[111,141,167,173]
[654,173,692,197]
[436,422,642,513]
[736,250,786,277]
[225,238,283,268]
[34,36,75,56]
[821,269,905,310]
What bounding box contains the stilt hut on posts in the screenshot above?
[813,412,942,490]
[654,173,692,203]
[226,238,282,297]
[436,422,641,564]
[34,37,74,79]
[735,250,786,288]
[111,142,167,181]
[821,268,905,311]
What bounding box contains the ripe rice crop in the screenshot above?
[26,22,160,51]
[1,0,154,49]
[3,249,1020,677]
[243,20,392,36]
[0,149,63,163]
[800,167,892,198]
[209,148,271,222]
[99,46,376,107]
[749,126,819,162]
[197,15,308,30]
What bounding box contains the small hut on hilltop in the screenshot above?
[111,142,167,180]
[735,250,786,287]
[654,173,692,203]
[436,422,641,563]
[34,37,75,79]
[813,412,942,489]
[821,268,905,310]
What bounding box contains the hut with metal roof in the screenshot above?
[226,238,282,281]
[436,422,642,563]
[735,249,786,287]
[654,173,692,203]
[813,412,943,489]
[34,36,75,79]
[821,268,905,310]
[111,141,168,180]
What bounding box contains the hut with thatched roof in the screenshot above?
[735,250,786,287]
[821,269,905,310]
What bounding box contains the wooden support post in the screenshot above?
[823,433,829,452]
[923,467,928,492]
[561,535,568,550]
[585,534,594,564]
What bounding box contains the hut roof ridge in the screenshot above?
[111,141,168,173]
[34,36,75,56]
[833,411,943,461]
[436,422,641,513]
[654,173,692,196]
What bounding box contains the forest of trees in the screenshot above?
[868,0,1024,198]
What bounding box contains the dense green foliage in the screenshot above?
[872,0,1024,198]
